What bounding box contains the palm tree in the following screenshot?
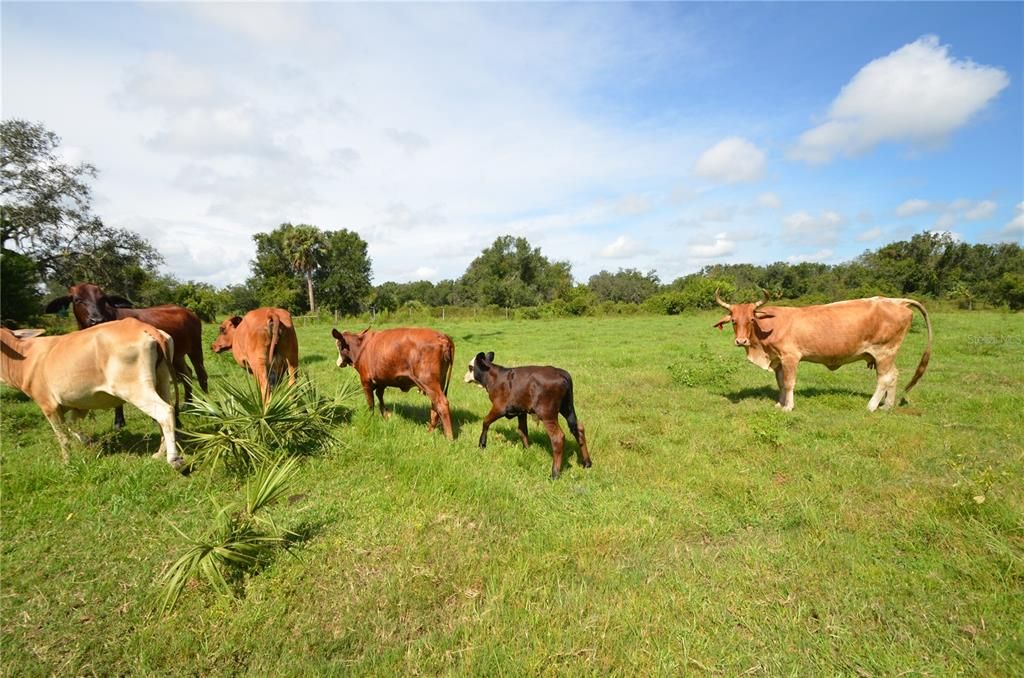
[282,224,324,313]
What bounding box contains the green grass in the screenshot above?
[2,311,1022,674]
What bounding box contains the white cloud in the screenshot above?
[1002,202,1024,238]
[597,235,647,259]
[782,210,847,245]
[414,266,438,279]
[121,53,219,110]
[687,232,735,259]
[693,137,765,184]
[701,205,735,222]
[183,3,313,43]
[792,35,1009,164]
[754,192,781,210]
[386,129,431,156]
[147,105,285,159]
[896,199,933,217]
[964,200,997,221]
[787,249,833,264]
[856,226,883,242]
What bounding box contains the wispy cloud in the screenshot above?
[693,137,765,184]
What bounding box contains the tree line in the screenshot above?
[2,119,1022,326]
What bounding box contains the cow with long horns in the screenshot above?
[713,289,932,411]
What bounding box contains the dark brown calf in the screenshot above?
[45,282,208,427]
[464,352,591,479]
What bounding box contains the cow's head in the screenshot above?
[211,316,242,353]
[331,328,369,368]
[464,351,495,386]
[45,283,133,328]
[713,288,774,347]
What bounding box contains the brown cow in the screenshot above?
[464,352,591,479]
[331,327,454,439]
[45,283,208,428]
[713,290,932,411]
[0,318,181,468]
[211,308,299,404]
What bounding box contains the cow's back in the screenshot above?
[765,298,913,360]
[360,328,452,382]
[115,305,202,351]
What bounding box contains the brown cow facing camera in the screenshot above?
[212,308,299,404]
[331,327,455,440]
[45,282,207,428]
[465,352,591,479]
[713,289,933,411]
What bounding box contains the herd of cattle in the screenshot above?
[0,282,932,477]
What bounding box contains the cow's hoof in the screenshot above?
[478,441,487,449]
[550,469,561,480]
[168,456,185,471]
[583,460,593,469]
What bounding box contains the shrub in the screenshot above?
[182,376,353,474]
[157,457,300,612]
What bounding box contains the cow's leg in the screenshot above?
[542,418,566,479]
[41,406,72,463]
[779,358,798,412]
[191,349,209,392]
[774,366,786,407]
[478,406,503,449]
[113,406,126,430]
[432,390,453,440]
[562,411,591,468]
[517,414,530,447]
[131,392,181,469]
[250,359,271,405]
[361,382,375,412]
[375,386,389,418]
[868,355,899,412]
[286,358,298,387]
[175,356,194,404]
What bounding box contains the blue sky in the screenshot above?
[3,2,1021,287]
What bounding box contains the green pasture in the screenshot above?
[2,312,1022,674]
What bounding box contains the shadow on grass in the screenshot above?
[721,385,868,404]
[300,354,329,366]
[457,330,504,344]
[95,430,167,458]
[490,421,591,471]
[384,402,480,437]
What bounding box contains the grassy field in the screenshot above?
[2,311,1022,674]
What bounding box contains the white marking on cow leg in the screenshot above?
[133,393,180,468]
[780,360,798,412]
[868,356,897,412]
[881,367,900,410]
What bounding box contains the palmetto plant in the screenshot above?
[157,457,300,613]
[182,375,354,474]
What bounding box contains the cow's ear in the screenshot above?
[360,327,370,335]
[229,316,243,327]
[485,351,494,362]
[106,295,133,308]
[12,328,46,339]
[44,296,72,313]
[713,314,731,330]
[754,311,774,320]
[475,352,490,370]
[331,328,343,340]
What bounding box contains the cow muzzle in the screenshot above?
[735,338,750,347]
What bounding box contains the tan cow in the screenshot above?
[0,318,180,467]
[211,308,299,403]
[713,291,932,411]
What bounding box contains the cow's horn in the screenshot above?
[714,288,731,310]
[754,288,770,310]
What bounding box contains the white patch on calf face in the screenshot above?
[336,356,345,368]
[463,368,476,384]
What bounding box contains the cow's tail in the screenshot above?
[442,336,455,397]
[903,298,933,394]
[560,371,582,439]
[267,314,282,388]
